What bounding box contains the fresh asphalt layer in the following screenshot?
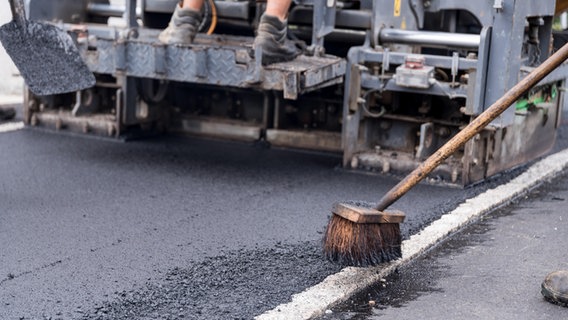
[0,122,468,320]
[260,138,568,319]
[0,112,567,319]
[323,166,568,319]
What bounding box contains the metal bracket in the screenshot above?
[451,51,460,86]
[468,26,492,115]
[246,43,263,84]
[416,122,436,160]
[72,89,98,117]
[297,0,336,56]
[124,0,138,28]
[284,72,299,100]
[409,0,425,29]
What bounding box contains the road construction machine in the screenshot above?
[22,0,568,185]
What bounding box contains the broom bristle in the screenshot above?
[323,214,402,267]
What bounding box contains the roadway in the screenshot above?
[0,100,566,319]
[324,168,568,319]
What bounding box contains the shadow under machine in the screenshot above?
[25,0,568,186]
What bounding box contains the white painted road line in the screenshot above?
[0,121,24,133]
[257,148,568,320]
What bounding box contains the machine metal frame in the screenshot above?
[343,0,568,184]
[22,0,568,186]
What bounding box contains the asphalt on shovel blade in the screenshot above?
[0,20,95,96]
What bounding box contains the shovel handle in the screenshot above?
[8,0,27,27]
[375,42,568,211]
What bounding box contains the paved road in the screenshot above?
[1,102,567,319]
[0,118,488,319]
[325,170,568,319]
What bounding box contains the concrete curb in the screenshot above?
[256,148,568,319]
[0,121,24,133]
[1,0,25,97]
[0,95,23,106]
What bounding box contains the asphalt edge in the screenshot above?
[256,148,568,320]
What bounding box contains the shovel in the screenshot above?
[0,0,95,96]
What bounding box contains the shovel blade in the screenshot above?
[0,20,95,96]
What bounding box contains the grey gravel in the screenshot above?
[3,114,568,319]
[79,242,342,320]
[0,18,95,95]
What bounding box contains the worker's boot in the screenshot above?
[542,270,568,307]
[0,106,16,121]
[253,14,300,65]
[158,3,203,44]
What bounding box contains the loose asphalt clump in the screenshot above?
[79,241,342,320]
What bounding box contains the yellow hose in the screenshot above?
[206,0,217,35]
[557,0,568,15]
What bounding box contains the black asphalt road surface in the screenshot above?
[0,124,558,319]
[324,171,568,320]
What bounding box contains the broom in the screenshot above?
[323,42,568,267]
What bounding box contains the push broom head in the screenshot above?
[323,202,406,267]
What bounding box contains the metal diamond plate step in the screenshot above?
[82,28,345,99]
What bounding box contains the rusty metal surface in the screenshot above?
[351,150,462,185]
[484,102,559,181]
[266,129,342,153]
[175,117,262,142]
[28,110,118,138]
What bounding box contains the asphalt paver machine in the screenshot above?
[23,0,568,185]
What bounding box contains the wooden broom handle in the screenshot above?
[8,0,26,27]
[375,42,568,211]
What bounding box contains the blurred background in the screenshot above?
[0,0,23,97]
[1,1,567,98]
